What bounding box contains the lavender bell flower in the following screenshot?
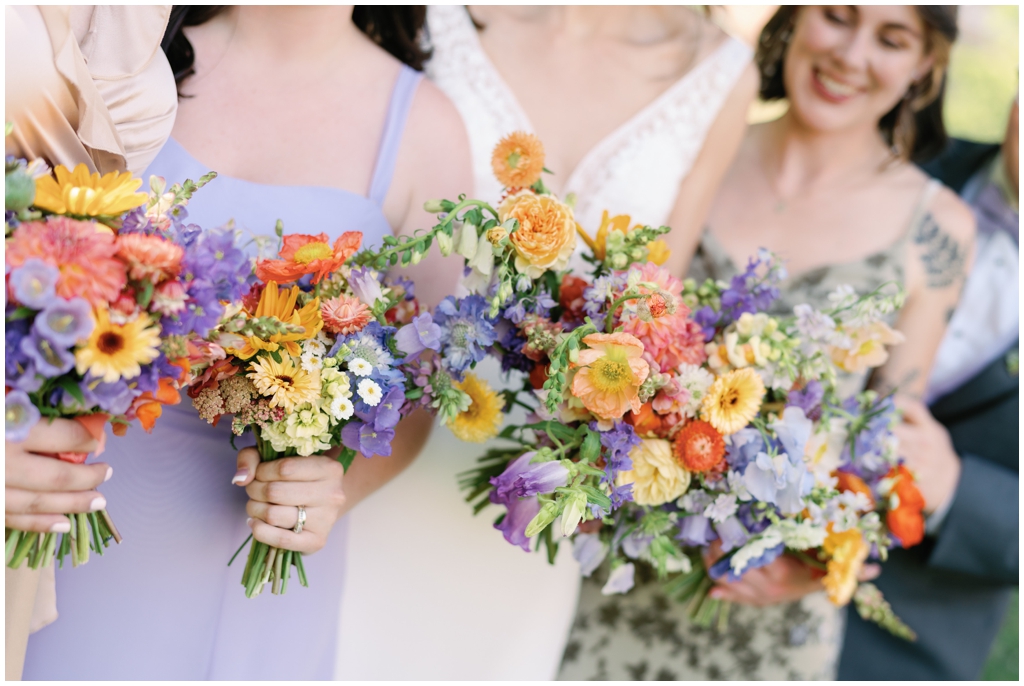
[5,390,40,442]
[20,330,75,376]
[495,495,541,552]
[394,312,441,358]
[490,452,569,504]
[81,377,136,415]
[33,297,94,347]
[371,385,405,431]
[341,421,394,458]
[573,533,608,577]
[8,259,59,309]
[348,267,385,307]
[601,562,636,595]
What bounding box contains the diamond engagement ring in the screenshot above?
[293,506,306,534]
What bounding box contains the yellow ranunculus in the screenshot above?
[616,438,691,506]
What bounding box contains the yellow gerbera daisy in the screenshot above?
[247,356,320,413]
[450,372,505,443]
[229,282,323,359]
[822,525,869,606]
[34,164,148,217]
[75,309,161,383]
[701,367,765,435]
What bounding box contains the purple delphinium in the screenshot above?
[496,321,533,374]
[841,395,898,482]
[609,482,634,510]
[708,541,785,582]
[490,452,569,503]
[20,330,74,376]
[5,390,40,442]
[596,420,641,486]
[677,514,717,546]
[495,495,541,552]
[788,380,824,420]
[433,295,497,375]
[693,250,784,340]
[182,225,250,301]
[8,259,59,309]
[394,312,441,359]
[582,273,628,321]
[32,297,94,347]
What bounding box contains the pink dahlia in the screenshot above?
[621,262,707,372]
[321,294,373,335]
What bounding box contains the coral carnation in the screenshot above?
[673,419,725,472]
[491,132,545,188]
[321,295,373,335]
[116,233,184,283]
[6,217,127,308]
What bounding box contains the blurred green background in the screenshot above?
[717,5,1019,680]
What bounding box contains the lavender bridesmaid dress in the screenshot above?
[23,65,422,681]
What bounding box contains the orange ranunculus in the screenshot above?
[626,402,665,438]
[255,231,362,284]
[834,471,876,509]
[885,465,925,547]
[499,191,578,279]
[672,419,725,472]
[571,332,650,420]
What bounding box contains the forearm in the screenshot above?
[338,409,433,517]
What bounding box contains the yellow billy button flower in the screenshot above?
[34,164,147,217]
[701,367,765,435]
[450,372,505,443]
[247,355,320,414]
[75,309,161,383]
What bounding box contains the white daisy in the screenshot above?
[300,350,323,374]
[303,338,327,357]
[348,357,373,377]
[357,378,382,406]
[330,396,355,421]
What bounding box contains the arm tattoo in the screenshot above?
[912,213,965,289]
[870,368,921,399]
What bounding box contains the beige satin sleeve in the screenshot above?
[4,5,177,176]
[5,5,176,679]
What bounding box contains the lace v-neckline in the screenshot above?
[459,9,737,192]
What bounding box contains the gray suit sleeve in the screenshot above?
[927,454,1019,583]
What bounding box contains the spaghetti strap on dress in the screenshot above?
[23,66,420,681]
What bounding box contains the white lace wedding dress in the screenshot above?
[334,6,752,679]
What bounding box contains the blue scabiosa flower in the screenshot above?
[434,295,496,375]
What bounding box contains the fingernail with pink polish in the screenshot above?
[231,468,248,485]
[50,521,72,533]
[246,517,253,527]
[104,466,113,482]
[89,497,107,512]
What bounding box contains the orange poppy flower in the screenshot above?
[255,232,362,284]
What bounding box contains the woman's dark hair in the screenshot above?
[756,6,959,162]
[162,6,431,93]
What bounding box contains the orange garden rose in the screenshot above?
[491,132,545,188]
[255,231,362,284]
[673,419,725,472]
[499,191,578,279]
[571,332,650,420]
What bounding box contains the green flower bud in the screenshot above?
[561,491,588,537]
[525,500,559,538]
[436,230,454,256]
[423,199,446,214]
[5,168,34,212]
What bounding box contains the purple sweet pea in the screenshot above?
[677,514,717,546]
[490,452,569,504]
[341,421,394,458]
[621,531,653,559]
[601,562,636,595]
[573,533,608,577]
[394,312,441,358]
[743,450,814,515]
[5,390,40,442]
[495,495,541,552]
[8,259,59,309]
[32,297,94,347]
[726,427,765,473]
[715,516,750,552]
[20,330,74,377]
[348,267,385,307]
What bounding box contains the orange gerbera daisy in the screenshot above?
[491,132,545,188]
[116,233,184,283]
[672,419,725,472]
[255,232,362,284]
[571,332,650,420]
[6,217,127,308]
[321,294,373,335]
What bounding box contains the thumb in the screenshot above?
[233,447,260,486]
[858,562,882,582]
[894,394,928,426]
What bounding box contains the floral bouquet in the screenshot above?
[4,143,246,569]
[410,132,922,639]
[187,226,433,597]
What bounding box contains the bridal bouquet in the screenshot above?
[4,145,243,569]
[413,132,922,639]
[188,228,428,597]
